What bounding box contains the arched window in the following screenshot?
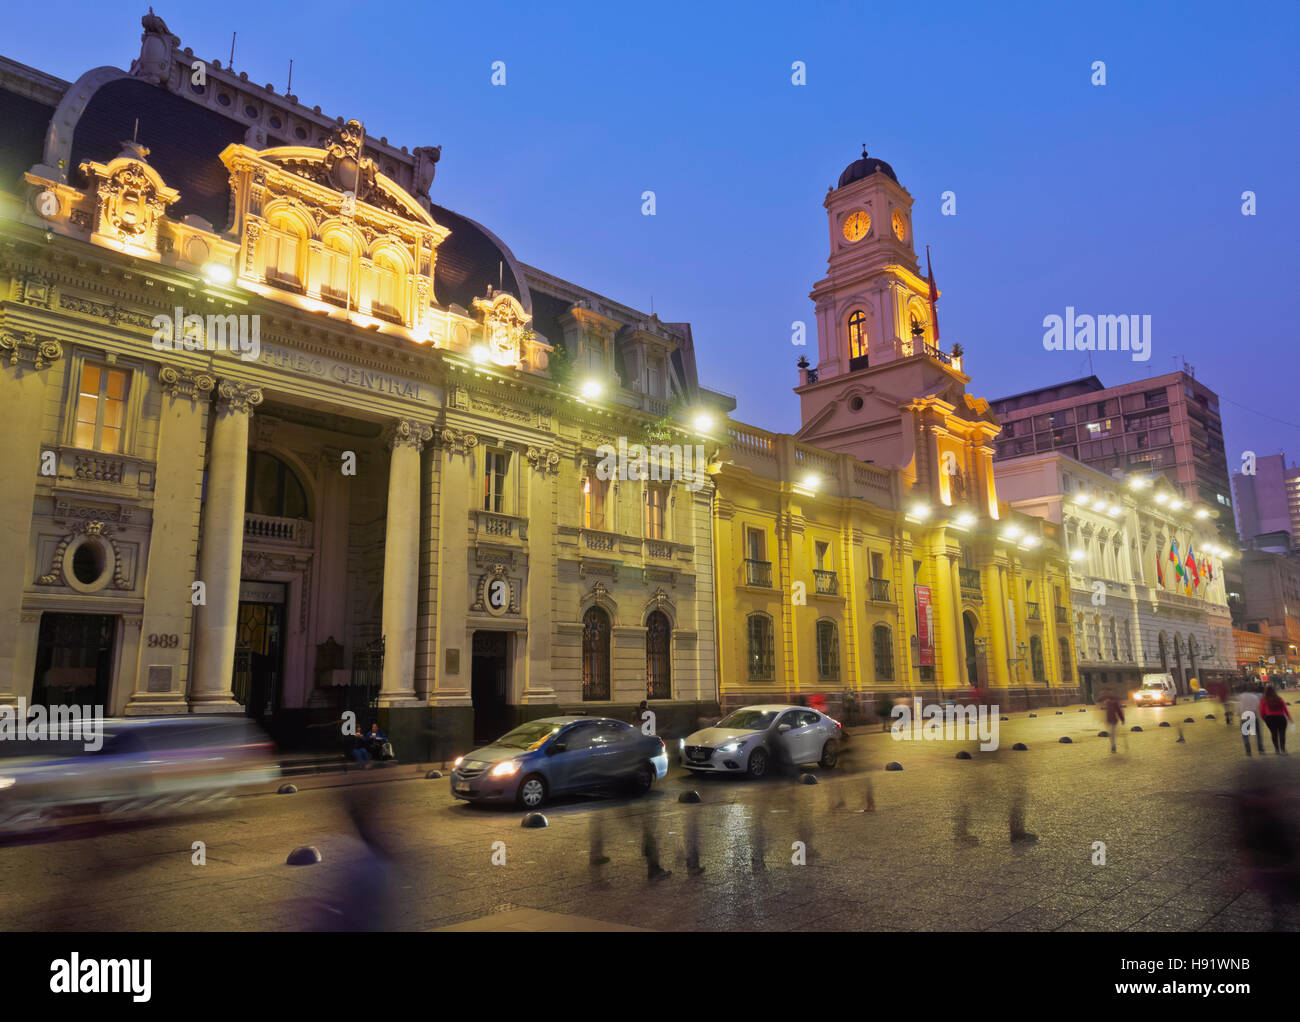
[1030,635,1046,682]
[646,610,671,699]
[368,250,407,324]
[581,607,611,700]
[847,310,868,369]
[816,620,840,681]
[872,624,894,683]
[747,612,774,681]
[320,234,355,307]
[245,451,309,520]
[263,214,305,288]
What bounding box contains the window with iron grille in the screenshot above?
[646,610,671,699]
[1030,635,1046,682]
[816,619,839,681]
[747,613,774,681]
[582,606,611,700]
[1058,637,1073,682]
[873,624,894,682]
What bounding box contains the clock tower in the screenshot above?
[795,149,999,516]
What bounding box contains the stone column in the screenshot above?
[0,334,64,698]
[933,545,961,691]
[379,419,432,706]
[191,380,262,711]
[128,367,213,713]
[949,553,968,687]
[986,560,1011,688]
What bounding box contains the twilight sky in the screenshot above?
[5,0,1297,469]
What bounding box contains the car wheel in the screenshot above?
[747,747,769,778]
[819,741,839,770]
[516,774,547,810]
[629,763,655,797]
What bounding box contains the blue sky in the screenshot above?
[5,0,1298,468]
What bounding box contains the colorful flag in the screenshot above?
[1156,553,1164,586]
[1169,539,1184,580]
[1186,543,1200,587]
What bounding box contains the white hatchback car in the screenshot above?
[1132,673,1178,707]
[680,704,843,778]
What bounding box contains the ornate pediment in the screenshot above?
[79,141,179,252]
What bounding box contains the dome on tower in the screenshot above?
[838,147,898,188]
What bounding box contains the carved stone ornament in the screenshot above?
[158,366,216,399]
[216,380,264,415]
[323,119,378,201]
[80,142,179,251]
[385,419,433,452]
[471,564,519,616]
[0,331,63,369]
[472,291,532,369]
[440,428,479,456]
[526,446,560,474]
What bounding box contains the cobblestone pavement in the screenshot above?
[2,700,1298,932]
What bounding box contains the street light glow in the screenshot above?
[579,379,602,400]
[693,411,715,432]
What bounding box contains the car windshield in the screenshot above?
[494,721,562,750]
[717,709,778,731]
[1141,682,1166,689]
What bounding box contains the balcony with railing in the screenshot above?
[959,567,982,597]
[1027,602,1041,621]
[813,569,839,596]
[244,513,313,547]
[870,577,892,602]
[472,509,529,543]
[744,558,772,588]
[1055,605,1069,625]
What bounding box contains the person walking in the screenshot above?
[1261,685,1292,754]
[1239,684,1265,755]
[1100,685,1125,754]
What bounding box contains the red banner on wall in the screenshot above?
[915,585,935,667]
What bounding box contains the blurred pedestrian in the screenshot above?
[1240,684,1265,756]
[1099,684,1125,754]
[1261,685,1292,754]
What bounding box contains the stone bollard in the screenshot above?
[426,770,443,779]
[885,762,903,771]
[277,783,297,795]
[678,790,702,804]
[286,846,321,866]
[1012,742,1028,751]
[799,773,818,785]
[1059,736,1072,743]
[521,812,549,828]
[955,750,972,760]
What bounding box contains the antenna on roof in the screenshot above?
[229,32,237,71]
[132,118,139,144]
[286,59,293,96]
[499,261,503,291]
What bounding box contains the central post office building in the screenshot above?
[0,15,722,756]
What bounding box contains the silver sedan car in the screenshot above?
[679,704,843,778]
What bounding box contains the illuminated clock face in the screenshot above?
[842,210,870,242]
[891,209,908,241]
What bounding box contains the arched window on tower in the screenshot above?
[847,310,869,371]
[263,214,305,290]
[367,250,407,324]
[319,234,355,308]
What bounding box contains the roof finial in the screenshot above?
[861,144,868,158]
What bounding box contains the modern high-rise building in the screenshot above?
[989,373,1237,550]
[1233,452,1300,541]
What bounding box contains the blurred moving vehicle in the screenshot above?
[450,716,668,809]
[680,704,843,778]
[1132,673,1178,707]
[0,716,279,833]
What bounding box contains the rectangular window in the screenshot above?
[871,551,885,578]
[815,540,830,570]
[747,527,766,562]
[582,471,607,530]
[74,363,130,453]
[644,484,667,540]
[483,449,510,513]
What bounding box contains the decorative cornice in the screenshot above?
[216,379,264,415]
[384,419,433,452]
[0,331,63,369]
[159,365,216,398]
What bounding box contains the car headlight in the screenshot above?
[453,756,464,769]
[719,741,746,754]
[490,760,520,778]
[0,777,13,790]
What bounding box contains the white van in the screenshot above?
[1133,673,1177,706]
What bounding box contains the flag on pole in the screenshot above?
[1169,539,1184,580]
[1186,543,1200,587]
[1156,552,1164,587]
[926,245,940,343]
